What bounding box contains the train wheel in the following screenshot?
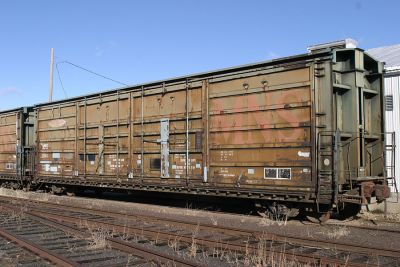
[50,185,64,195]
[305,212,331,223]
[10,182,21,190]
[319,211,331,223]
[23,183,31,192]
[304,207,331,223]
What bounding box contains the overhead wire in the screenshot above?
[53,57,129,100]
[58,60,129,87]
[55,63,68,98]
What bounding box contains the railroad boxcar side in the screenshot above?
[35,94,132,179]
[24,42,394,218]
[33,52,323,203]
[0,109,19,178]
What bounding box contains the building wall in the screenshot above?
[384,71,400,192]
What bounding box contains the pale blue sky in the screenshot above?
[1,0,399,110]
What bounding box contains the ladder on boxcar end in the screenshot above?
[384,132,398,200]
[316,132,339,211]
[17,147,36,183]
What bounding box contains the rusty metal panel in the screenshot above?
[207,66,313,188]
[37,95,130,179]
[131,84,203,180]
[36,104,77,177]
[133,89,202,120]
[75,94,130,177]
[208,68,310,97]
[0,111,19,175]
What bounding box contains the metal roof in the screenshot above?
[34,50,332,107]
[2,49,333,113]
[367,44,400,69]
[307,38,357,53]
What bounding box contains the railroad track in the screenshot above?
[0,195,399,266]
[0,229,53,266]
[3,194,400,241]
[0,212,144,267]
[301,220,400,235]
[0,206,202,266]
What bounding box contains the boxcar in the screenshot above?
[0,42,393,219]
[0,107,35,187]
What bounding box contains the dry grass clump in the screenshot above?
[205,233,316,266]
[317,226,350,240]
[87,228,111,250]
[76,221,112,250]
[167,235,181,252]
[189,224,200,258]
[209,215,218,226]
[241,235,312,267]
[258,212,288,227]
[0,205,27,228]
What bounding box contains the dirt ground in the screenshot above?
[357,193,400,223]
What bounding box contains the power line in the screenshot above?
[55,63,68,98]
[59,60,129,86]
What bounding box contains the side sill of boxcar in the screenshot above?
[33,176,316,203]
[0,174,18,180]
[0,174,29,189]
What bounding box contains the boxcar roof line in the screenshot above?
[2,47,374,112]
[33,49,335,108]
[0,107,27,115]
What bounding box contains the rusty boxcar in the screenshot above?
[0,107,35,187]
[0,41,394,220]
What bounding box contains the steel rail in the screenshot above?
[4,195,400,242]
[6,196,255,237]
[0,198,400,265]
[36,195,400,236]
[26,209,363,267]
[301,220,400,235]
[0,204,202,267]
[0,225,80,267]
[19,206,375,267]
[2,195,400,258]
[27,212,202,267]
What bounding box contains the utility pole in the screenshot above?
[49,48,54,102]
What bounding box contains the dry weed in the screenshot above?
[66,239,78,253]
[168,235,181,252]
[209,215,218,226]
[87,228,111,250]
[318,226,350,240]
[0,206,27,227]
[258,213,288,227]
[241,234,312,267]
[189,224,200,258]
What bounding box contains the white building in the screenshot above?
[368,44,400,192]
